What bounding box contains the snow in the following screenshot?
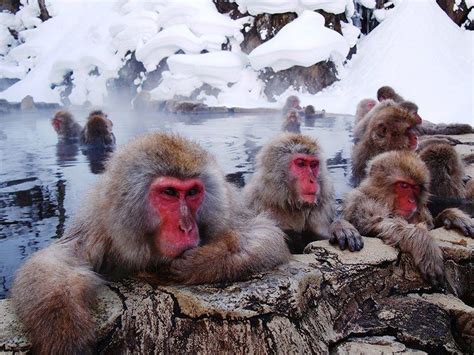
[248,11,349,72]
[357,0,376,9]
[295,0,474,124]
[0,0,472,125]
[234,0,348,15]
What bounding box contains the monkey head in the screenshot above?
[365,151,430,221]
[377,86,403,102]
[285,95,301,110]
[51,110,74,133]
[100,133,229,265]
[399,100,422,125]
[305,105,316,116]
[287,110,300,123]
[366,105,419,152]
[254,133,331,210]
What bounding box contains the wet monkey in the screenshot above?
[282,109,301,133]
[243,133,363,253]
[352,103,419,185]
[12,133,290,354]
[51,110,82,141]
[80,110,116,147]
[354,98,377,124]
[282,95,302,115]
[344,151,474,285]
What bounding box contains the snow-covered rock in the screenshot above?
[248,11,349,72]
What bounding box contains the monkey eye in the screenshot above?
[295,160,305,168]
[186,186,201,197]
[163,187,178,197]
[309,161,319,169]
[399,182,409,189]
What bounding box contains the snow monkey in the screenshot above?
[354,98,377,124]
[282,95,302,115]
[80,110,116,147]
[352,101,419,185]
[419,143,474,200]
[377,85,473,135]
[243,133,363,253]
[282,109,301,133]
[51,110,82,141]
[343,151,474,286]
[12,133,290,354]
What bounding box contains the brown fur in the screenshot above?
[344,151,474,286]
[377,85,404,102]
[52,110,82,141]
[352,103,418,185]
[12,133,290,353]
[418,143,466,198]
[354,98,377,125]
[282,109,301,133]
[243,133,363,253]
[282,95,301,115]
[80,110,115,146]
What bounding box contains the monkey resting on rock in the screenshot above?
[12,133,291,354]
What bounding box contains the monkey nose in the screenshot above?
[179,219,193,233]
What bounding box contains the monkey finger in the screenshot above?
[346,235,356,252]
[338,236,347,250]
[443,218,452,229]
[354,235,364,251]
[329,234,337,245]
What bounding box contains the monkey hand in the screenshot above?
[329,219,364,252]
[411,226,446,288]
[435,208,474,238]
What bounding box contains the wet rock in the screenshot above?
[163,100,230,114]
[1,228,472,353]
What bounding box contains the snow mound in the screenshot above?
[248,11,350,72]
[234,0,348,15]
[303,0,473,124]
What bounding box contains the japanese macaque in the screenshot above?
[243,133,363,253]
[51,110,82,141]
[418,143,470,199]
[304,105,325,119]
[282,109,301,133]
[354,98,377,124]
[282,95,302,115]
[343,151,474,285]
[352,102,419,185]
[80,110,116,147]
[377,85,404,102]
[12,133,290,354]
[377,85,473,135]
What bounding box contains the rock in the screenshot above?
[333,335,426,354]
[20,95,36,112]
[1,229,473,353]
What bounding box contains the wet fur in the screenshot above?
[243,133,362,253]
[344,151,474,285]
[12,133,290,353]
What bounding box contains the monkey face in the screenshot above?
[149,176,205,258]
[51,117,62,132]
[289,154,320,204]
[393,179,421,220]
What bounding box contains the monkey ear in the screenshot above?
[374,123,387,138]
[367,160,385,177]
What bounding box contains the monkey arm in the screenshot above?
[11,242,103,354]
[169,214,291,285]
[343,190,444,285]
[434,208,474,238]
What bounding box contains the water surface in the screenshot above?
[0,109,355,299]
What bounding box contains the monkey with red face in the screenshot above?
[352,101,420,185]
[282,95,303,116]
[344,150,474,286]
[244,133,363,254]
[12,133,290,354]
[51,110,82,142]
[354,98,377,125]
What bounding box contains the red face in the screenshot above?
[52,117,62,132]
[393,180,421,219]
[292,99,301,109]
[149,177,205,258]
[367,101,376,110]
[406,127,418,150]
[289,154,320,204]
[413,113,422,125]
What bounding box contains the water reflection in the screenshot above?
[0,110,355,298]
